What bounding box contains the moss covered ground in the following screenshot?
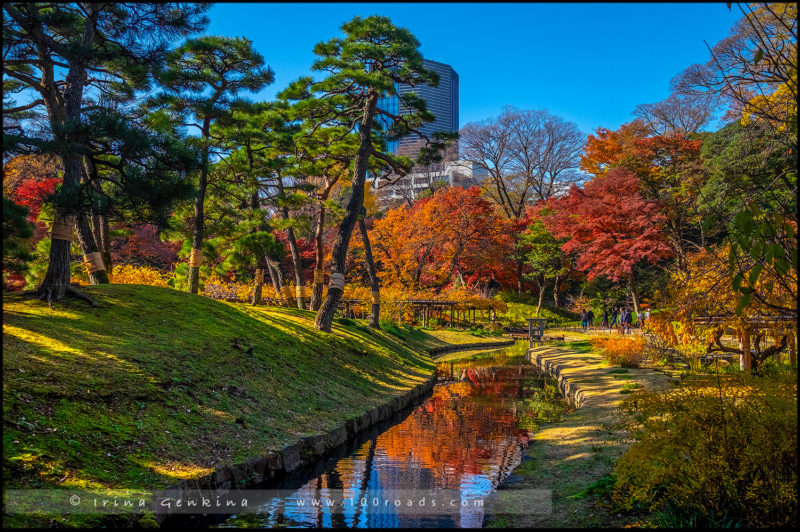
[3,285,486,527]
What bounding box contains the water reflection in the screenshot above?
[221,343,567,528]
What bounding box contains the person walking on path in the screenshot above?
[581,309,588,330]
[602,308,609,329]
[587,308,595,330]
[624,307,633,334]
[610,307,618,328]
[638,309,645,329]
[645,308,651,324]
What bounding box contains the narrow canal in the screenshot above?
[220,341,569,528]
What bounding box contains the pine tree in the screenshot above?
[150,36,275,294]
[3,3,209,303]
[280,15,453,332]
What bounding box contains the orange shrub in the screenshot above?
[592,335,646,367]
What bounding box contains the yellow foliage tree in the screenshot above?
[650,244,797,370]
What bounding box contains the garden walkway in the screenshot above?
[483,342,676,528]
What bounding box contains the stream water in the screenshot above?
[218,341,569,528]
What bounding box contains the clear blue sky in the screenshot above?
[204,2,740,136]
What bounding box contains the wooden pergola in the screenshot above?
[338,299,477,326]
[694,315,797,372]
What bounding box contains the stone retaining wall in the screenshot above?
[529,348,587,409]
[429,339,515,357]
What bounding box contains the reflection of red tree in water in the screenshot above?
[372,369,538,489]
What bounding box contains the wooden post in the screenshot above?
[450,305,454,326]
[741,327,751,373]
[788,329,796,368]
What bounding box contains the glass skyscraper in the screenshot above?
[377,59,459,160]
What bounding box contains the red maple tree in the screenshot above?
[542,168,674,313]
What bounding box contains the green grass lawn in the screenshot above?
[2,285,484,526]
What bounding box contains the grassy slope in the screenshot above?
[3,285,486,506]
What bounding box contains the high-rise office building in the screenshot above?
[377,59,459,159]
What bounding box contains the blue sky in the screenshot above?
[204,2,740,136]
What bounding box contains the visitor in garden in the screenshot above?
[624,308,633,334]
[587,308,595,329]
[610,307,618,328]
[581,309,588,330]
[602,307,609,328]
[638,309,645,328]
[645,307,651,323]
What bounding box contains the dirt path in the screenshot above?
[483,343,676,528]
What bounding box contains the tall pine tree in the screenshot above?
[281,15,453,332]
[150,36,275,294]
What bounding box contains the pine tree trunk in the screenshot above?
[90,213,103,256]
[38,159,83,300]
[99,215,112,274]
[315,92,378,332]
[285,226,306,309]
[39,235,73,303]
[252,280,263,305]
[84,158,113,276]
[276,173,306,309]
[35,5,98,302]
[359,217,380,329]
[265,259,283,302]
[252,256,266,305]
[188,119,211,294]
[75,214,109,284]
[89,213,113,275]
[311,200,326,311]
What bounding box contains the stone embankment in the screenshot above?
[483,344,676,528]
[429,339,515,357]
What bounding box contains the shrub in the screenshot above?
[591,336,646,367]
[619,382,642,394]
[110,264,172,288]
[202,273,254,302]
[612,373,797,528]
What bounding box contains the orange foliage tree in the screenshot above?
[580,120,651,178]
[371,186,515,291]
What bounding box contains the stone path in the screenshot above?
[483,344,676,528]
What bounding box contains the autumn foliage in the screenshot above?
[542,168,674,282]
[371,186,515,291]
[591,336,646,367]
[110,264,172,288]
